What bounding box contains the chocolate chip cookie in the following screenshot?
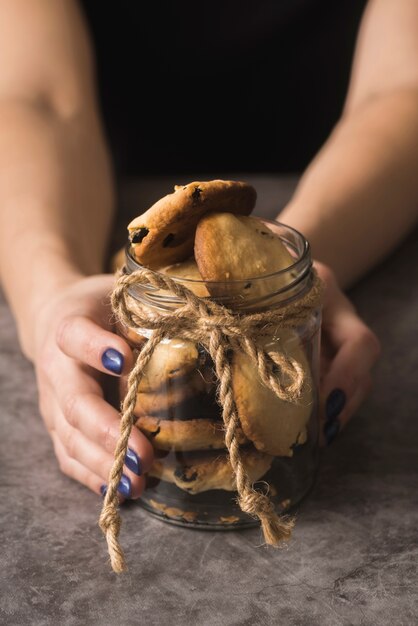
[161,257,209,297]
[128,180,256,268]
[137,339,202,394]
[194,213,296,299]
[149,447,273,494]
[232,331,314,456]
[134,371,209,417]
[136,414,248,451]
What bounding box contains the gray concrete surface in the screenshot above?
[1,176,417,625]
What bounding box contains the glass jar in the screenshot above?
[118,219,321,529]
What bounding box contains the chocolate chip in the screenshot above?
[244,282,252,289]
[174,466,198,483]
[150,426,161,437]
[162,233,175,247]
[256,228,273,238]
[192,186,202,203]
[131,227,149,244]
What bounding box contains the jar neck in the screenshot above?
[124,220,312,313]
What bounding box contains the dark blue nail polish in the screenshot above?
[125,448,142,476]
[100,484,107,498]
[101,348,124,375]
[326,388,346,422]
[324,419,340,445]
[117,474,132,498]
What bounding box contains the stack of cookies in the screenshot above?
[115,180,314,502]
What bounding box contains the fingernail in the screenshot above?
[324,419,340,445]
[100,484,107,498]
[117,474,132,498]
[125,448,142,476]
[101,348,124,375]
[326,388,346,421]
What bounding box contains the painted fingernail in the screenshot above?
[117,474,132,498]
[125,448,142,476]
[100,484,107,498]
[324,419,340,445]
[326,388,346,421]
[101,348,124,375]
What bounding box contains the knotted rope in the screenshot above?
[99,267,323,573]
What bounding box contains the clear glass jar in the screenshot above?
[118,219,321,529]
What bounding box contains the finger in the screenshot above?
[40,350,154,482]
[54,409,145,500]
[322,324,380,401]
[320,376,372,446]
[44,359,150,499]
[48,355,154,473]
[50,430,124,502]
[57,384,154,474]
[320,305,380,442]
[56,314,134,376]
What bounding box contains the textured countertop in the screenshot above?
[1,176,417,626]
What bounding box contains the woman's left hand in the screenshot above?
[314,261,381,445]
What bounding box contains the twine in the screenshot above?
[99,267,323,573]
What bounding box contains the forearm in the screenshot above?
[280,88,418,289]
[0,100,114,357]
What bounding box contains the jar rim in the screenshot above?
[124,218,311,288]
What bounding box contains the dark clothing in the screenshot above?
[81,0,367,176]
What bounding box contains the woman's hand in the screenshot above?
[315,262,381,445]
[32,274,154,499]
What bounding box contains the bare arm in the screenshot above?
[0,0,114,357]
[0,0,152,499]
[280,0,418,288]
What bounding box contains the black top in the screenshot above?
[81,0,367,176]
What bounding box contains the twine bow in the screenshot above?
[99,267,323,573]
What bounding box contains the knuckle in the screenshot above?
[56,315,76,352]
[101,424,117,454]
[57,454,72,476]
[52,437,72,476]
[38,395,49,419]
[61,393,80,429]
[38,404,54,433]
[84,334,100,365]
[61,426,77,459]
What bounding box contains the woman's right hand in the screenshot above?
[315,261,381,445]
[31,274,154,499]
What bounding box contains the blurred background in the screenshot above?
[81,0,367,178]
